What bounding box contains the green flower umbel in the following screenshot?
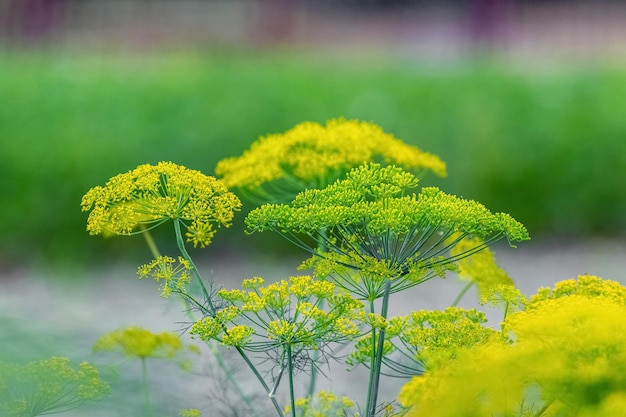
[215,118,446,203]
[246,163,529,300]
[81,161,241,248]
[0,357,109,417]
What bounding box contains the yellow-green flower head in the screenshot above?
[179,409,202,417]
[398,286,626,417]
[93,326,184,359]
[528,274,626,308]
[247,163,529,299]
[449,235,515,299]
[193,274,363,376]
[0,357,109,417]
[215,118,447,203]
[284,391,356,417]
[397,308,501,369]
[138,255,192,297]
[81,162,241,248]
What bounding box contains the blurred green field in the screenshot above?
[1,51,625,267]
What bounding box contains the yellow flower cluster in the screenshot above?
[0,357,109,417]
[285,390,356,417]
[137,255,192,297]
[179,409,202,417]
[449,235,514,298]
[93,326,185,359]
[398,276,626,417]
[215,118,447,202]
[191,275,363,354]
[81,162,241,248]
[529,274,626,308]
[249,163,529,301]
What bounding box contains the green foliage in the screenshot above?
[1,52,626,264]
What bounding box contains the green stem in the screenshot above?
[142,228,162,259]
[287,345,297,417]
[451,281,474,307]
[367,279,391,417]
[172,221,266,415]
[364,300,377,417]
[140,358,153,417]
[173,219,215,312]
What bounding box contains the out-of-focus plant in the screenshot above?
[215,118,446,205]
[93,326,199,417]
[397,275,626,417]
[0,356,109,417]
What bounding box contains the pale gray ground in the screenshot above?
[1,238,625,416]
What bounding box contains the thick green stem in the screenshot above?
[367,279,392,417]
[142,229,162,259]
[451,281,474,307]
[364,300,377,417]
[173,219,215,312]
[287,345,297,417]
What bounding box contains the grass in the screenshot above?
[1,50,626,266]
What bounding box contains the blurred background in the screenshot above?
[2,0,626,269]
[1,1,626,414]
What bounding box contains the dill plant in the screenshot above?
[245,162,528,417]
[82,120,535,417]
[397,275,626,417]
[0,357,109,417]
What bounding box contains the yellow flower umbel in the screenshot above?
[284,391,356,417]
[215,118,447,203]
[247,163,529,301]
[190,275,363,399]
[93,326,189,360]
[0,357,109,417]
[81,161,241,248]
[398,276,626,417]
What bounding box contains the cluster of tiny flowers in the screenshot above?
[0,357,110,417]
[448,235,514,297]
[215,118,447,202]
[81,161,241,247]
[93,326,188,360]
[190,275,363,359]
[285,391,357,417]
[528,274,626,308]
[398,276,626,417]
[137,255,192,297]
[179,408,202,417]
[247,163,529,300]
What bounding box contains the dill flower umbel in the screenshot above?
[190,275,364,393]
[93,326,186,360]
[0,357,109,417]
[215,118,447,203]
[247,163,529,300]
[398,276,626,417]
[284,391,356,417]
[81,161,241,248]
